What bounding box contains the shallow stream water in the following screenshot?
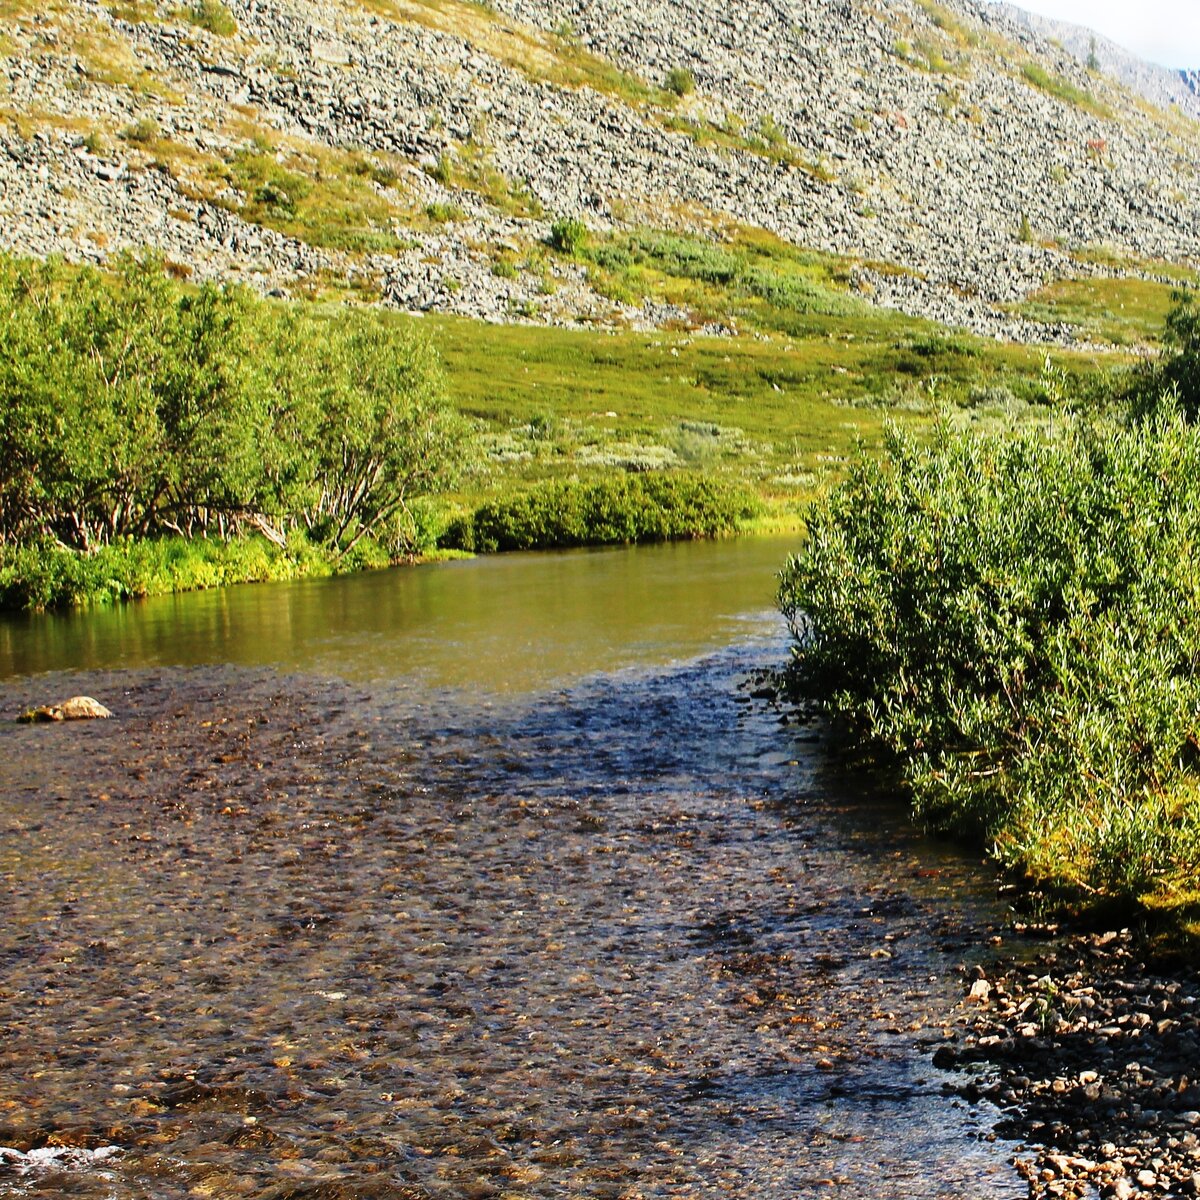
[0,538,1025,1198]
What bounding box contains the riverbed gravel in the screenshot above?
[0,654,1023,1199]
[6,654,1197,1199]
[943,930,1200,1199]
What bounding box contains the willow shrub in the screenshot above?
[0,253,466,559]
[778,416,1200,915]
[445,474,761,553]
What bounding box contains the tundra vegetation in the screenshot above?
[779,289,1200,929]
[0,246,1185,610]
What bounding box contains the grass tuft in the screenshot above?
[183,0,237,36]
[1020,62,1112,119]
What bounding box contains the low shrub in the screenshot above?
[664,67,696,97]
[1126,289,1200,422]
[443,473,760,553]
[778,416,1200,917]
[549,216,589,256]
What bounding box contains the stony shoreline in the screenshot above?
[942,929,1200,1199]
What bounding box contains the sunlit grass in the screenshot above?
[1020,62,1112,120]
[1013,275,1183,344]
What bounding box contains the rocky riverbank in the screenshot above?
[943,930,1200,1199]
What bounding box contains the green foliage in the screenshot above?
[0,253,467,588]
[292,311,467,553]
[1014,275,1183,346]
[914,0,980,48]
[1159,289,1200,416]
[0,534,333,610]
[664,66,695,97]
[1125,290,1200,419]
[425,201,465,223]
[350,153,400,188]
[1020,63,1111,118]
[584,228,863,325]
[106,2,160,21]
[221,145,408,253]
[443,474,761,553]
[184,0,237,36]
[895,34,964,74]
[779,416,1200,916]
[423,286,1070,510]
[756,112,787,148]
[659,109,821,173]
[549,216,589,256]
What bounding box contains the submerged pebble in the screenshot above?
[0,652,1024,1198]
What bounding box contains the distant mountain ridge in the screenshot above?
[991,2,1200,120]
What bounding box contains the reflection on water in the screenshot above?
[0,538,797,690]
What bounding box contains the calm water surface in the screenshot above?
[0,538,799,690]
[0,538,1025,1198]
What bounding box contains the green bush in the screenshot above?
[549,216,589,256]
[443,474,760,553]
[778,417,1200,916]
[664,67,696,97]
[0,252,468,594]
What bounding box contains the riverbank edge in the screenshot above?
[942,927,1200,1200]
[0,534,458,613]
[0,509,804,613]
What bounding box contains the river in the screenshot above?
[0,538,1026,1198]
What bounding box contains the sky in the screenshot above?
[997,0,1200,69]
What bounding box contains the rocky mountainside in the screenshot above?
[2,0,1198,342]
[992,2,1200,123]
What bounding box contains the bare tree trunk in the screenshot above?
[248,512,288,549]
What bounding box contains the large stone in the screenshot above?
[18,696,114,723]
